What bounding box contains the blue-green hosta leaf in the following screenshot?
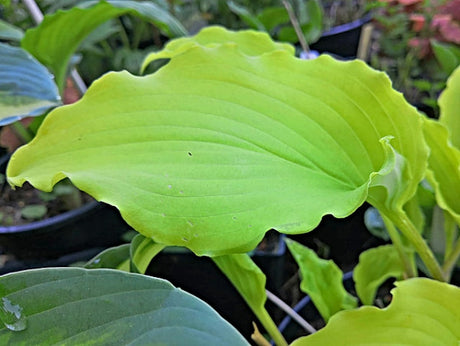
[0,268,248,345]
[0,19,24,41]
[292,278,460,345]
[286,238,357,322]
[21,0,187,91]
[0,43,61,125]
[354,244,415,305]
[7,33,426,256]
[423,119,460,225]
[439,66,460,149]
[141,26,295,72]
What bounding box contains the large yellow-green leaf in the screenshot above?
[423,119,460,225]
[141,25,294,72]
[292,278,460,345]
[21,0,187,91]
[7,35,427,256]
[0,268,248,345]
[286,238,357,322]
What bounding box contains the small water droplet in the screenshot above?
[187,220,194,227]
[0,297,27,331]
[93,259,101,264]
[167,185,172,189]
[232,216,237,221]
[248,224,252,228]
[179,190,184,194]
[182,237,189,242]
[161,213,166,217]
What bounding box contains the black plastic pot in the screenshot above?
[0,155,131,259]
[311,13,372,57]
[146,231,286,340]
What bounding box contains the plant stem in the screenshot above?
[283,0,310,55]
[381,215,416,278]
[442,237,460,281]
[266,289,316,334]
[117,18,131,49]
[443,211,457,261]
[253,305,288,346]
[388,210,445,281]
[11,121,33,143]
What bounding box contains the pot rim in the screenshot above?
[322,13,372,37]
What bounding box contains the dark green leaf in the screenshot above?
[0,268,249,345]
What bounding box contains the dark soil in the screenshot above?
[0,180,94,226]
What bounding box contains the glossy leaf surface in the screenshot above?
[8,30,426,256]
[286,238,357,322]
[0,43,60,125]
[292,278,460,345]
[0,268,248,345]
[354,244,414,305]
[21,0,187,90]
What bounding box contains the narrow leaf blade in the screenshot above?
[286,238,357,322]
[130,234,166,274]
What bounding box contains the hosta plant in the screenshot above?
[1,25,460,345]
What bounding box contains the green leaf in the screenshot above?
[227,1,265,31]
[278,0,323,44]
[0,43,61,125]
[0,268,249,345]
[141,26,295,72]
[291,278,460,345]
[212,254,286,346]
[21,0,187,90]
[256,7,290,33]
[0,19,24,41]
[439,66,460,149]
[84,244,130,271]
[130,234,166,274]
[213,254,266,314]
[285,238,357,322]
[431,40,460,76]
[7,31,427,256]
[20,205,47,220]
[354,244,415,305]
[423,119,460,225]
